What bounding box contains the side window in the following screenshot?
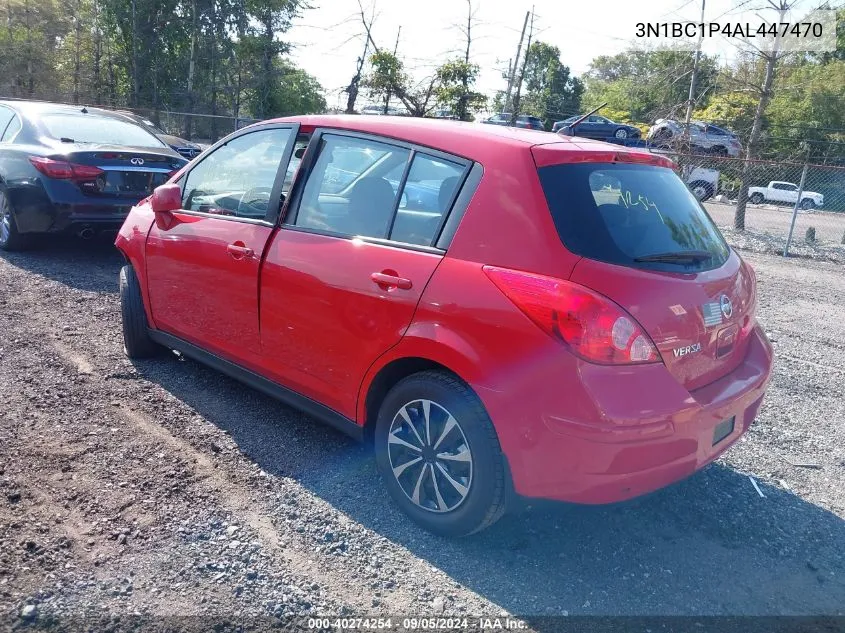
[181,127,294,219]
[293,134,410,240]
[0,106,13,140]
[390,154,465,246]
[1,115,21,142]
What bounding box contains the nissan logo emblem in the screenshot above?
[130,157,145,166]
[720,294,733,319]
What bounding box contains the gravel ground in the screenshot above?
[0,236,844,629]
[705,200,845,249]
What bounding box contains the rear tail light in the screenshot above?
[29,156,104,181]
[483,266,660,365]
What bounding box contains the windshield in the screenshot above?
[537,162,730,272]
[40,113,169,148]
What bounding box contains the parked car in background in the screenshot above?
[0,100,188,250]
[116,115,772,536]
[482,113,544,130]
[360,104,408,116]
[114,110,205,159]
[553,115,641,140]
[684,166,721,202]
[647,119,742,157]
[432,109,458,120]
[748,180,824,210]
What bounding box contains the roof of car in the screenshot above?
[266,115,672,167]
[0,99,132,121]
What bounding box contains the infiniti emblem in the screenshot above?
[720,294,733,318]
[130,157,145,166]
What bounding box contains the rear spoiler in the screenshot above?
[532,144,675,169]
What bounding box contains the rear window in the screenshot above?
[538,163,730,272]
[40,113,167,148]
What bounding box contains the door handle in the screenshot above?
[227,242,254,259]
[371,272,413,290]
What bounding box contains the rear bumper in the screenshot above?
[8,182,137,234]
[488,325,774,504]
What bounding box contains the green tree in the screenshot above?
[246,59,326,117]
[520,41,583,126]
[364,50,438,117]
[582,49,719,124]
[692,92,758,137]
[435,60,486,120]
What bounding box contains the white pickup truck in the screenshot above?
[748,181,824,210]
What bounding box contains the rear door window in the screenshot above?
[390,153,465,246]
[537,163,730,272]
[291,134,410,240]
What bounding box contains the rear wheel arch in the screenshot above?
[362,356,467,444]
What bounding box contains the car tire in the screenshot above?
[749,193,764,205]
[0,186,32,252]
[119,264,161,359]
[689,181,714,202]
[374,370,508,537]
[614,128,629,139]
[800,198,815,210]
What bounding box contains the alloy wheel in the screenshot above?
[387,399,473,513]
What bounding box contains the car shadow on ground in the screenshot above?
[0,235,123,293]
[131,354,845,619]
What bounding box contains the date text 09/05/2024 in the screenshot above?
[636,21,824,39]
[307,617,530,630]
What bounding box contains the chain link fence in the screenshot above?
[666,152,845,255]
[112,109,262,145]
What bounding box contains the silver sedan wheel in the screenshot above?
[614,128,629,139]
[0,190,10,244]
[387,399,473,514]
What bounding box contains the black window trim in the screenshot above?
[279,127,478,253]
[175,121,301,226]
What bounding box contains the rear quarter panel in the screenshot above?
[358,256,604,490]
[115,201,157,324]
[445,144,580,280]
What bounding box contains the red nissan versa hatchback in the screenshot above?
[115,115,773,536]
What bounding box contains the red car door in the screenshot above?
[259,131,469,419]
[145,123,300,368]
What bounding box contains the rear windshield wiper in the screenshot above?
[634,250,713,264]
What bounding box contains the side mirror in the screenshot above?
[151,183,182,214]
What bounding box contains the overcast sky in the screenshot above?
[287,0,827,111]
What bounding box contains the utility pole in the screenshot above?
[384,26,401,115]
[503,11,529,114]
[683,0,706,133]
[510,7,534,125]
